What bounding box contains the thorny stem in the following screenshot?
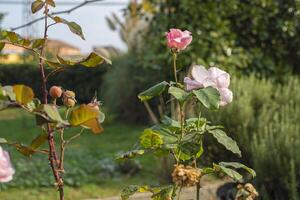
[39,3,64,200]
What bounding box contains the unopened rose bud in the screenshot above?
[63,90,76,107]
[63,98,76,108]
[63,90,75,99]
[49,86,62,99]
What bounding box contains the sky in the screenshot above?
[0,0,129,53]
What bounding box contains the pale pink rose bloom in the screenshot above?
[0,146,15,183]
[184,65,233,106]
[166,28,192,51]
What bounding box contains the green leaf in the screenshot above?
[18,38,31,47]
[13,85,34,105]
[116,149,145,160]
[193,86,220,109]
[46,60,61,68]
[66,21,85,40]
[2,86,16,101]
[57,52,111,67]
[31,0,44,14]
[140,129,163,149]
[214,164,243,181]
[138,81,168,101]
[0,138,7,144]
[46,0,56,7]
[0,42,5,51]
[201,167,214,175]
[152,185,173,200]
[30,133,48,149]
[208,129,241,157]
[79,52,111,66]
[219,162,256,178]
[121,185,149,200]
[179,141,203,158]
[41,104,64,123]
[6,31,18,43]
[161,115,180,129]
[168,86,190,103]
[32,38,45,49]
[69,104,99,126]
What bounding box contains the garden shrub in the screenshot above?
[141,0,300,77]
[200,75,300,199]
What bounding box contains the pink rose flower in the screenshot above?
[0,146,15,183]
[184,65,233,106]
[166,28,192,51]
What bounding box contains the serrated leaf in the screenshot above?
[168,86,190,103]
[31,0,44,14]
[69,104,99,126]
[140,129,163,149]
[216,164,243,181]
[219,162,256,178]
[30,133,48,149]
[57,52,111,67]
[208,129,241,157]
[79,52,111,67]
[13,85,34,105]
[193,86,220,109]
[41,104,64,123]
[32,38,45,49]
[138,81,168,101]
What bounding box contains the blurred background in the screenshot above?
[0,0,299,200]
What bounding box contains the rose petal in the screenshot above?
[208,67,227,79]
[184,77,202,91]
[216,72,230,88]
[191,65,209,83]
[219,88,233,106]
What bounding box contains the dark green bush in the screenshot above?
[140,0,300,78]
[0,64,107,103]
[200,75,300,200]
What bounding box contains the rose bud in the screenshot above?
[166,28,192,52]
[62,90,76,107]
[63,90,75,99]
[49,86,62,99]
[63,98,76,108]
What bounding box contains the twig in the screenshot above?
[143,101,159,124]
[10,0,104,31]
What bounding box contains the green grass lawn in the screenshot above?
[0,109,158,200]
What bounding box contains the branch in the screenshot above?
[10,0,104,31]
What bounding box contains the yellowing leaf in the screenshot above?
[82,118,104,134]
[13,85,34,105]
[31,0,44,14]
[69,104,99,126]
